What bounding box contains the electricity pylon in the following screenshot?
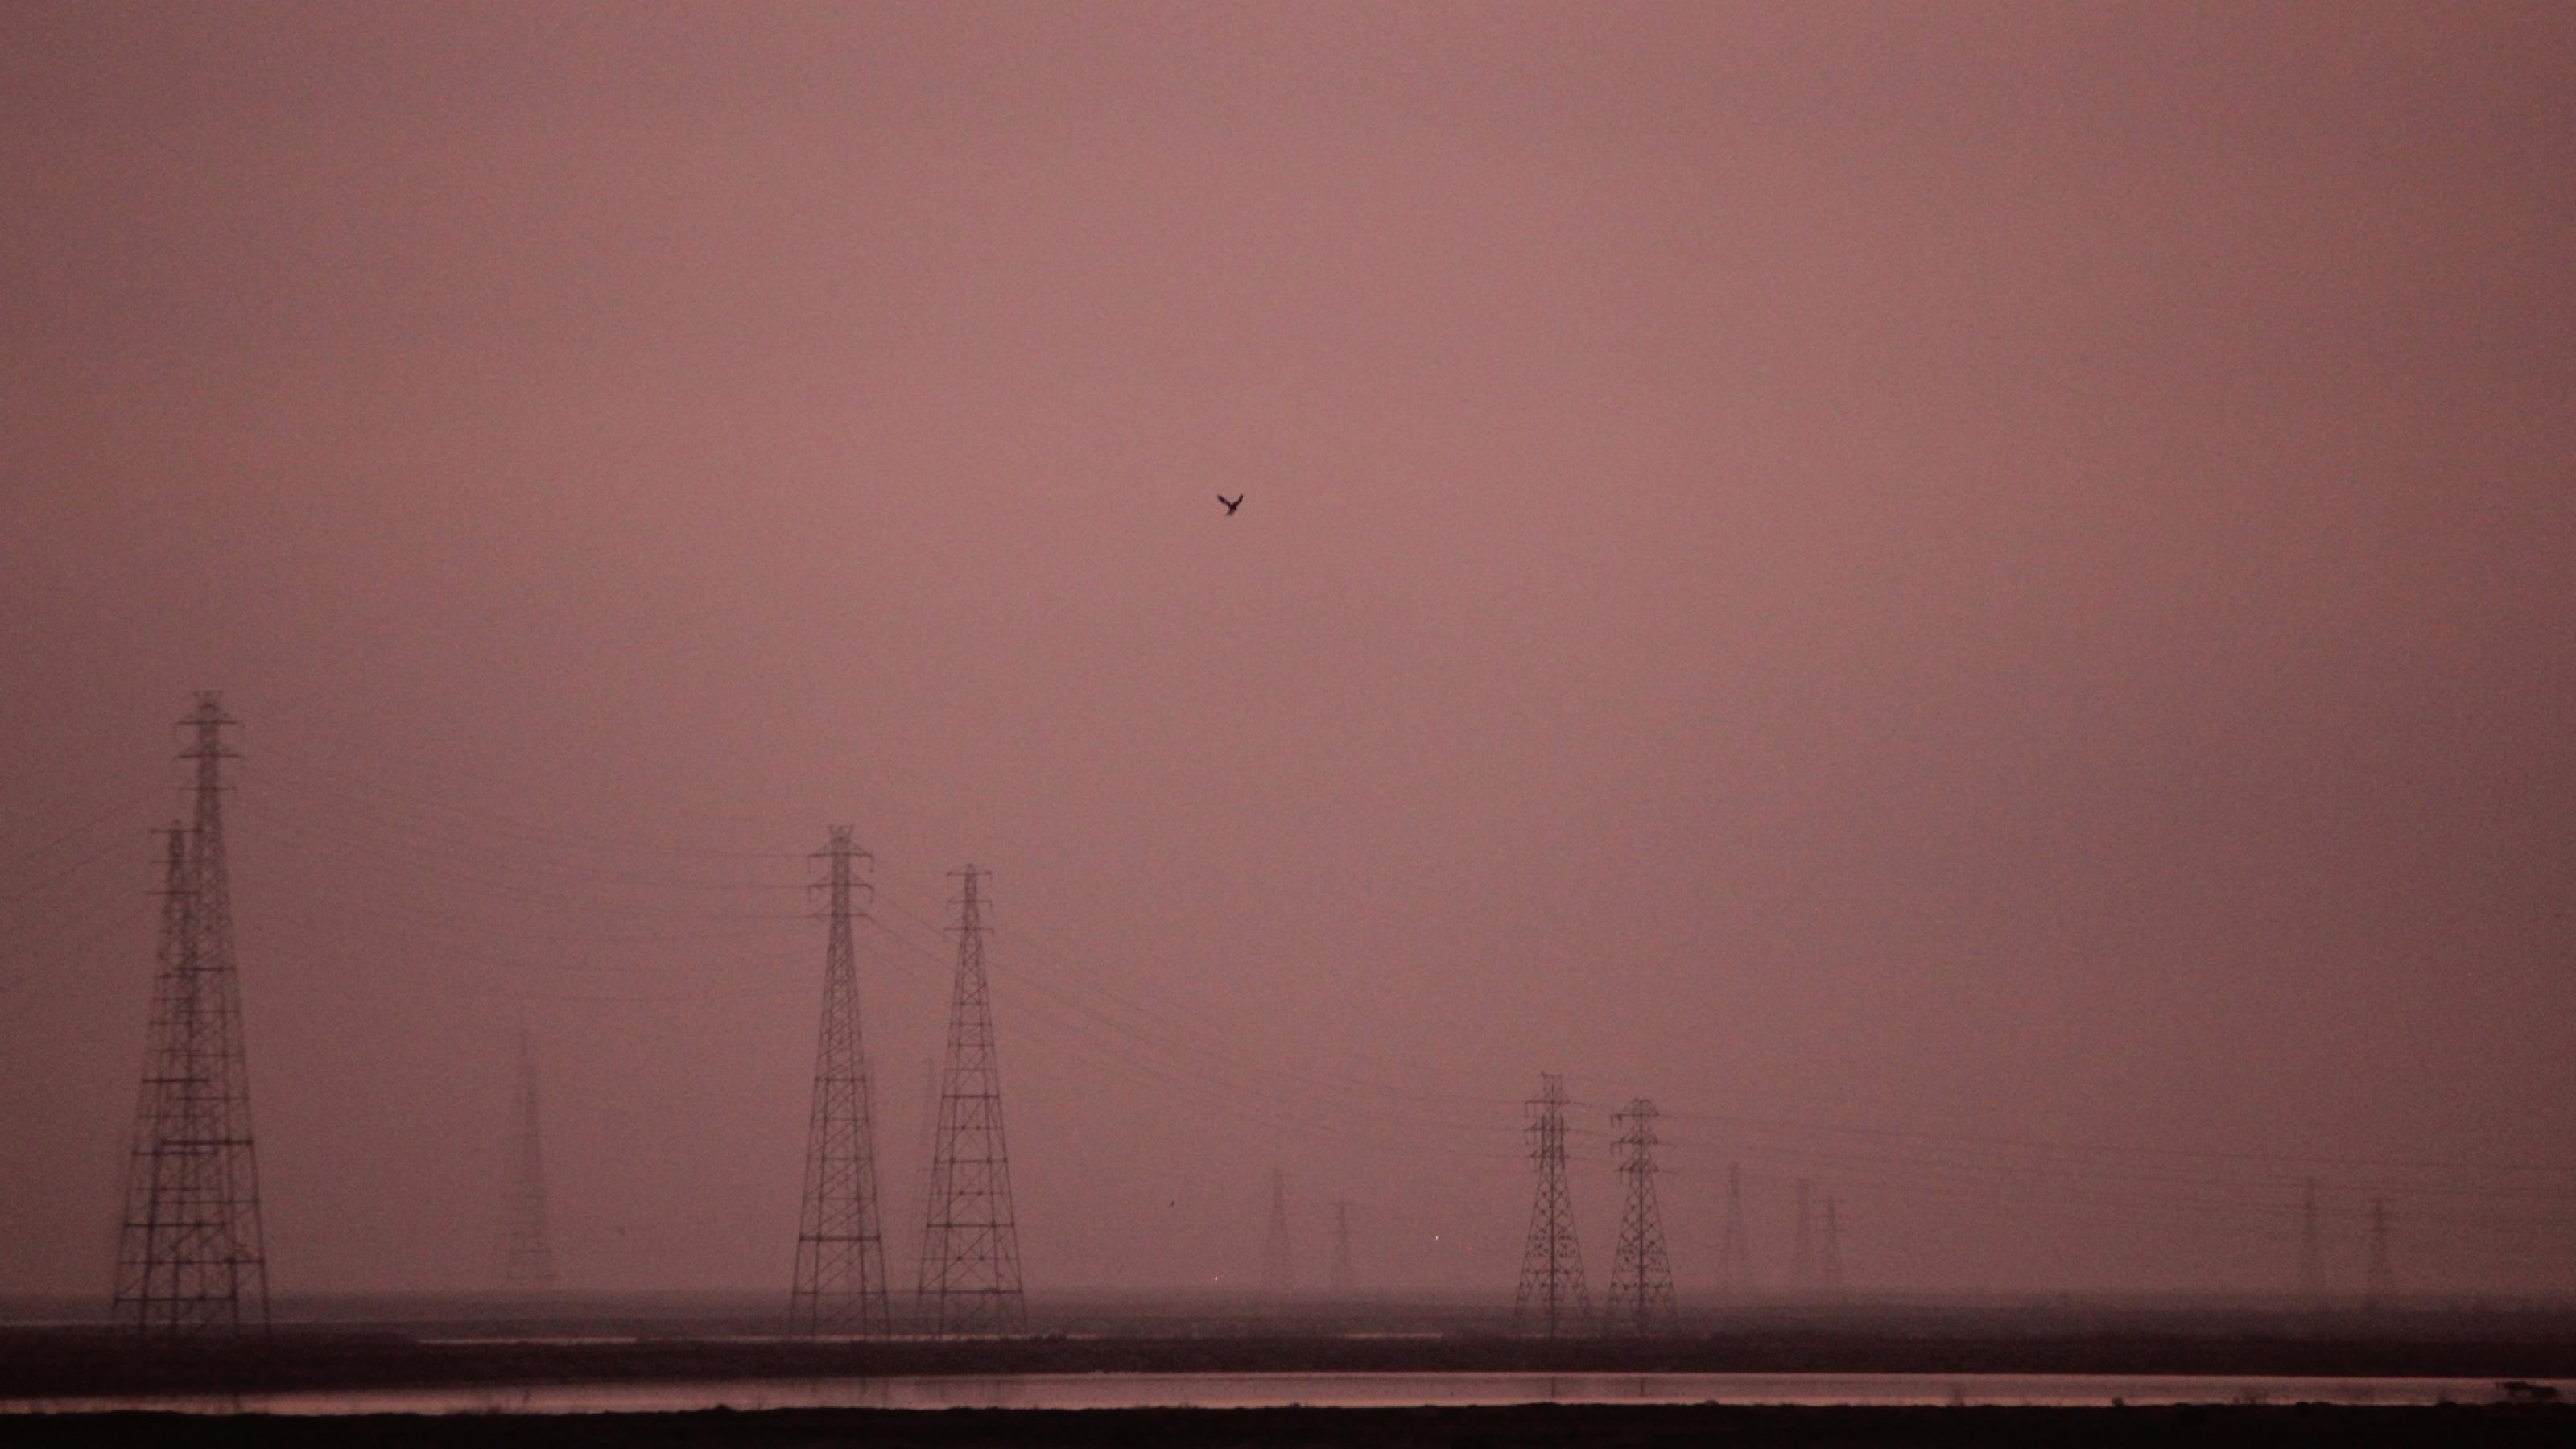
[917,865,1026,1335]
[789,828,890,1336]
[497,1026,557,1288]
[1819,1195,1844,1294]
[1328,1199,1354,1297]
[1718,1162,1751,1295]
[1791,1177,1814,1293]
[113,694,270,1337]
[2297,1178,2326,1303]
[2365,1196,2396,1308]
[1604,1098,1677,1333]
[1513,1073,1588,1336]
[1261,1169,1294,1294]
[906,1054,939,1286]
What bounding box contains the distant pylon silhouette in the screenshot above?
[1261,1169,1294,1294]
[1513,1073,1589,1336]
[1328,1199,1355,1297]
[906,1054,939,1283]
[789,828,890,1336]
[917,865,1026,1335]
[1819,1195,1844,1294]
[113,694,269,1336]
[497,1026,557,1288]
[1791,1177,1814,1293]
[2364,1196,2396,1307]
[2297,1178,2325,1302]
[1718,1162,1751,1295]
[1604,1098,1677,1334]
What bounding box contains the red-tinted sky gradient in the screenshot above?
[3,2,2572,1300]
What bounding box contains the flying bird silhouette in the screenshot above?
[1218,494,1243,515]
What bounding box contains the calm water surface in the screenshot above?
[9,1372,2557,1414]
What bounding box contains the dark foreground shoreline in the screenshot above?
[10,1405,2576,1448]
[12,1325,2576,1398]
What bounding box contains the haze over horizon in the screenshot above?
[3,2,2571,1305]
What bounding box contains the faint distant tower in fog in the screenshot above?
[1261,1169,1294,1294]
[1327,1199,1354,1297]
[1513,1073,1589,1336]
[789,828,891,1336]
[1604,1098,1677,1333]
[1791,1178,1815,1293]
[113,694,270,1337]
[906,1054,939,1279]
[1718,1162,1751,1294]
[2297,1178,2326,1303]
[497,1027,557,1288]
[1819,1195,1845,1295]
[2364,1196,2396,1307]
[917,865,1026,1335]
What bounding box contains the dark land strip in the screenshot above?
[9,1405,2576,1449]
[10,1324,2576,1398]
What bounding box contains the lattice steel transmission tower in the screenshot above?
[1261,1168,1294,1294]
[113,692,270,1336]
[1819,1195,1845,1294]
[1604,1098,1677,1333]
[1328,1199,1354,1297]
[2365,1195,2396,1307]
[497,1027,557,1288]
[1791,1177,1815,1292]
[918,865,1026,1335]
[2297,1177,2326,1302]
[1718,1162,1751,1295]
[1513,1073,1588,1336]
[789,827,891,1336]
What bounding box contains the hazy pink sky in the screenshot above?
[3,2,2572,1301]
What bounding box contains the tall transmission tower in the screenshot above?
[789,828,891,1336]
[2365,1196,2396,1307]
[113,693,270,1336]
[1261,1169,1294,1294]
[906,1054,939,1284]
[496,1026,557,1289]
[1604,1098,1677,1334]
[2297,1178,2326,1303]
[1513,1073,1589,1336]
[1717,1162,1751,1296]
[1819,1195,1845,1294]
[1327,1199,1355,1298]
[917,865,1026,1335]
[1791,1177,1814,1293]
